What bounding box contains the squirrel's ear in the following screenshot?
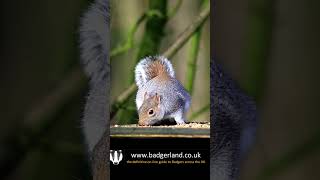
[143,92,148,101]
[155,93,161,104]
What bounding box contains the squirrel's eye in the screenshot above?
[148,109,154,116]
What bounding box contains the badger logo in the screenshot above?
[110,150,123,165]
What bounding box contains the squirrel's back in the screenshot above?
[137,75,190,113]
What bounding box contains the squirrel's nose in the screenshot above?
[138,119,147,126]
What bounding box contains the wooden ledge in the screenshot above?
[110,122,210,138]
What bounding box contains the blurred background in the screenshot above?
[0,0,209,179]
[1,0,91,179]
[214,0,320,180]
[110,0,210,124]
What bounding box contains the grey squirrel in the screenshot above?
[79,0,257,179]
[135,56,191,126]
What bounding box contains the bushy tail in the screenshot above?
[79,0,109,86]
[79,0,110,152]
[135,56,175,88]
[211,59,257,179]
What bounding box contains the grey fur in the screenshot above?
[211,59,257,179]
[79,0,110,152]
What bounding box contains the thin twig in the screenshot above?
[167,0,183,18]
[185,0,208,94]
[163,5,210,58]
[110,0,182,60]
[110,14,146,58]
[185,28,201,94]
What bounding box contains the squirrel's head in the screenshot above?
[138,92,164,126]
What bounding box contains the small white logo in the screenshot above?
[110,150,123,165]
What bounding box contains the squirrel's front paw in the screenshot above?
[176,121,186,125]
[175,118,186,125]
[172,111,187,125]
